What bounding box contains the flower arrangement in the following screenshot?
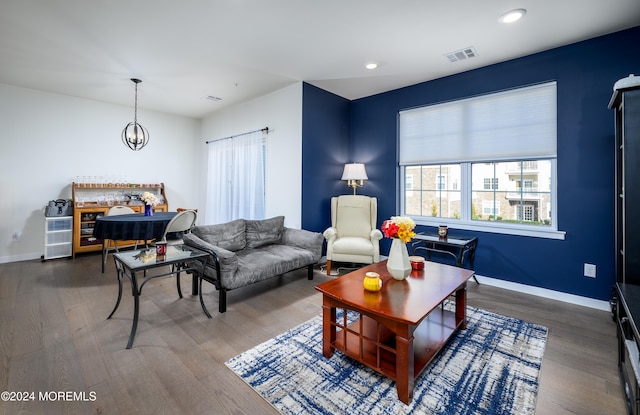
[381,216,416,243]
[141,191,159,206]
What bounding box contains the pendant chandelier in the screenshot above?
[122,78,149,151]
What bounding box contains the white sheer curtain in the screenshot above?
[205,130,265,224]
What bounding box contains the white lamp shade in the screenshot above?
[341,163,368,181]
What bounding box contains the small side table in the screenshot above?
[109,244,209,349]
[410,232,479,284]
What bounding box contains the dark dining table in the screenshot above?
[94,211,178,273]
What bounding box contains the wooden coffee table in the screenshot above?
[315,260,475,404]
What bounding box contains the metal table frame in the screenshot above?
[109,245,209,349]
[410,232,479,284]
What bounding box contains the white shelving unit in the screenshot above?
[43,216,73,260]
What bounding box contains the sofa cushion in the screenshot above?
[192,219,246,252]
[245,216,284,249]
[227,244,317,290]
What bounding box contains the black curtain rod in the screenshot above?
[206,127,269,144]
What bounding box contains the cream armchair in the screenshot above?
[323,195,383,275]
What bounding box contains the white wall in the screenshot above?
[199,83,303,228]
[0,83,201,263]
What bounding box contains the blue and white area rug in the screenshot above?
[225,305,548,415]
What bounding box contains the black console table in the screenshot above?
[616,282,640,415]
[410,232,479,284]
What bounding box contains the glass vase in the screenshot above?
[386,238,411,280]
[144,204,153,216]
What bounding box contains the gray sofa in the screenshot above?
[183,216,323,314]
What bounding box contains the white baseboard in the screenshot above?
[0,252,43,264]
[475,274,611,311]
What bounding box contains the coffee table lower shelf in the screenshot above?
[331,306,459,383]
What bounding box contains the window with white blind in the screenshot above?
[399,81,563,239]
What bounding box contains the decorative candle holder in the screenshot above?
[409,256,425,270]
[363,272,382,292]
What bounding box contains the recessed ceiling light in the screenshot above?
[498,8,526,23]
[365,63,378,70]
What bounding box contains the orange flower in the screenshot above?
[381,216,416,243]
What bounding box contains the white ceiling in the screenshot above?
[2,0,639,119]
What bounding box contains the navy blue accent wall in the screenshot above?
[302,26,640,301]
[301,83,351,233]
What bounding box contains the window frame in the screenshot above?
[400,160,564,239]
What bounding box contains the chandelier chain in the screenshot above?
[133,81,138,125]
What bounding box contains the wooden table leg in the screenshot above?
[395,331,415,405]
[322,301,336,358]
[456,283,467,330]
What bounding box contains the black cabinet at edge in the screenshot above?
[611,75,640,415]
[616,283,640,415]
[610,79,640,285]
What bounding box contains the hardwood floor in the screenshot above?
[0,255,626,414]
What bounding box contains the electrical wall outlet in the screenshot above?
[12,231,21,242]
[584,263,596,278]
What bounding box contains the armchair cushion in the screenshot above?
[335,195,376,239]
[332,236,375,256]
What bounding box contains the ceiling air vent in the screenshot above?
[445,46,478,63]
[206,95,222,102]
